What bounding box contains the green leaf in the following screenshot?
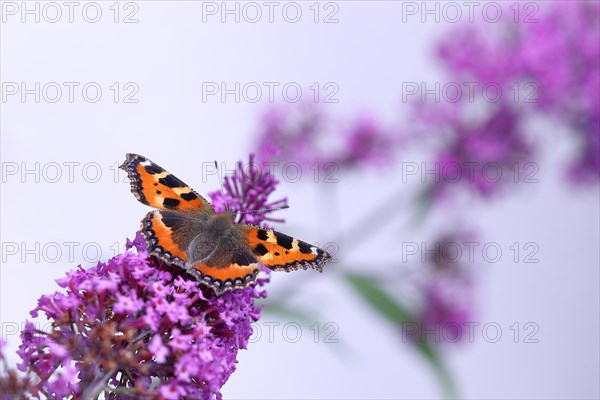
[411,182,435,225]
[345,273,412,324]
[344,272,458,399]
[414,339,457,399]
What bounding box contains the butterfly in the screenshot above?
[120,153,331,295]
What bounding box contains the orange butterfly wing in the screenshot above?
[240,226,331,272]
[120,153,215,214]
[188,263,260,295]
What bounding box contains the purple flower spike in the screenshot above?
[14,234,268,399]
[209,154,288,226]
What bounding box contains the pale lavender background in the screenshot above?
[1,2,599,399]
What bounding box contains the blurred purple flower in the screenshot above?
[519,2,599,115]
[518,2,599,181]
[256,105,326,168]
[337,116,395,168]
[414,233,474,345]
[569,115,600,182]
[255,105,396,171]
[416,275,472,344]
[438,1,600,181]
[15,233,269,399]
[438,20,521,87]
[414,102,532,200]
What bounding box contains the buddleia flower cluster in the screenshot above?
[1,154,288,399]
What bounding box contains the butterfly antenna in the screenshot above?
[214,161,229,212]
[237,205,290,215]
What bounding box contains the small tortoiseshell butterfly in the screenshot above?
[120,153,331,295]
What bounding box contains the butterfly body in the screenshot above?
[121,153,331,295]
